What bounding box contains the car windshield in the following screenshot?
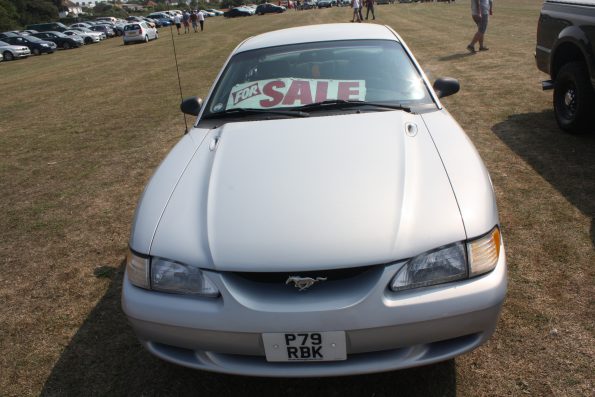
[50,31,67,37]
[203,40,433,118]
[77,27,92,32]
[24,36,43,42]
[124,24,141,31]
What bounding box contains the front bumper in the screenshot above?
[122,246,507,377]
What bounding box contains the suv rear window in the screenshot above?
[124,24,141,31]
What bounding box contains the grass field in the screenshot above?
[1,1,594,395]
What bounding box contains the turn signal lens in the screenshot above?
[126,249,150,289]
[467,227,501,277]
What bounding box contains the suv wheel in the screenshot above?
[32,48,40,55]
[3,51,14,61]
[63,42,70,49]
[553,61,595,133]
[144,35,149,43]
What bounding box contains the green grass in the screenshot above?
[1,1,594,396]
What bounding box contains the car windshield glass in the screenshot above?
[51,32,67,37]
[25,36,43,42]
[124,24,141,31]
[78,27,92,32]
[203,40,432,118]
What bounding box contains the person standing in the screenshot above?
[190,10,198,33]
[197,9,205,31]
[467,0,493,53]
[365,0,375,20]
[174,13,181,35]
[182,10,190,34]
[351,0,361,22]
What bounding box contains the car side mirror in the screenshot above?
[433,77,460,98]
[180,96,202,116]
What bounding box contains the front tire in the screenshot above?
[553,61,595,134]
[32,48,40,55]
[3,51,14,61]
[63,42,70,49]
[144,35,148,43]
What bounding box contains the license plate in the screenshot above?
[262,331,347,362]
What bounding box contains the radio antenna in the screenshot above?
[167,2,189,133]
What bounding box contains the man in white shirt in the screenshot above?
[174,13,181,35]
[351,0,361,23]
[197,10,205,31]
[467,0,493,53]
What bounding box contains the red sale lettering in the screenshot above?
[233,82,261,105]
[260,81,286,108]
[315,81,329,103]
[282,80,313,106]
[337,82,360,100]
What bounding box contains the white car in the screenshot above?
[63,30,100,44]
[0,40,31,61]
[123,22,158,44]
[206,8,224,15]
[122,23,506,377]
[70,27,105,41]
[69,22,94,29]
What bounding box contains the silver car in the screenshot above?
[123,22,158,44]
[122,23,507,377]
[0,40,31,61]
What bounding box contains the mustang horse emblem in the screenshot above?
[286,276,328,291]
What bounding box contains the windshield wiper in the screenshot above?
[202,108,310,119]
[295,100,412,113]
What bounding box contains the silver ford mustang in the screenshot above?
[122,23,507,377]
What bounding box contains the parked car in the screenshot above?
[2,35,56,55]
[63,29,100,44]
[25,22,68,32]
[535,0,595,133]
[0,39,31,60]
[32,31,83,49]
[206,8,224,15]
[147,12,174,22]
[122,23,507,376]
[200,9,216,17]
[256,3,286,14]
[224,7,254,17]
[70,27,105,40]
[123,22,158,45]
[69,22,94,29]
[300,0,317,9]
[90,25,115,38]
[96,16,117,24]
[0,32,22,39]
[317,0,333,7]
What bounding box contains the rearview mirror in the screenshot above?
[180,96,202,116]
[433,78,460,98]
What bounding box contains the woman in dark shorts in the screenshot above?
[467,0,493,53]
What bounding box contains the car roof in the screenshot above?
[237,23,398,53]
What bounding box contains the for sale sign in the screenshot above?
[226,78,367,110]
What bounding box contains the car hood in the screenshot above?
[145,110,467,272]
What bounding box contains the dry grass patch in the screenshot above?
[0,1,593,396]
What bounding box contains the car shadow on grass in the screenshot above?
[492,110,595,246]
[41,263,456,397]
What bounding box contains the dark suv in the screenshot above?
[535,0,595,133]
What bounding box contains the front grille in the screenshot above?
[232,265,375,284]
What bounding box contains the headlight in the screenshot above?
[151,257,219,296]
[41,44,49,47]
[126,249,219,297]
[390,242,467,292]
[390,226,502,292]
